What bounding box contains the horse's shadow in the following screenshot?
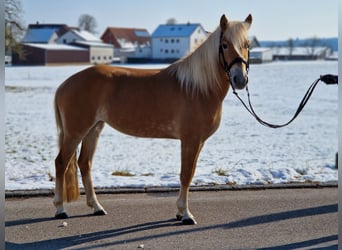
[5,204,338,250]
[5,217,181,250]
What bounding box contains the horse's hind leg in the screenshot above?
[176,140,204,225]
[78,121,107,215]
[54,137,81,219]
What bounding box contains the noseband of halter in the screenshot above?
[219,32,250,90]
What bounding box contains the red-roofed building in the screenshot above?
[101,27,151,63]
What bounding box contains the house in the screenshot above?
[151,23,208,61]
[56,29,114,64]
[249,36,260,49]
[56,29,100,44]
[272,46,332,60]
[249,47,273,63]
[16,43,89,65]
[17,23,113,65]
[101,27,151,63]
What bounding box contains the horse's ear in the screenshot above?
[220,14,228,31]
[244,14,252,28]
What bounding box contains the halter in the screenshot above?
[218,32,250,91]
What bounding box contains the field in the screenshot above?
[5,61,338,190]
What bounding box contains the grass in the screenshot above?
[212,168,229,176]
[111,169,135,177]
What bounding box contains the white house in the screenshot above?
[151,23,208,61]
[249,47,273,63]
[56,29,114,64]
[56,29,100,44]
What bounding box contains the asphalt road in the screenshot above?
[5,188,338,250]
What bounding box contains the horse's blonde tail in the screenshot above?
[64,153,80,202]
[54,94,80,202]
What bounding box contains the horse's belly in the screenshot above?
[107,118,179,139]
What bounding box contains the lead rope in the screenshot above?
[231,74,338,128]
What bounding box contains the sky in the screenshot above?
[21,0,338,41]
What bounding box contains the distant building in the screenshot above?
[101,27,151,63]
[16,23,113,65]
[249,47,273,63]
[151,23,207,61]
[249,36,260,49]
[17,43,89,65]
[56,29,114,64]
[56,29,101,44]
[272,47,332,60]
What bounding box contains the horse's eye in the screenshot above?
[222,44,228,49]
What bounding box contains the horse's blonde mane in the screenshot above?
[167,21,249,96]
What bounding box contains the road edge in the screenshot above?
[5,181,338,198]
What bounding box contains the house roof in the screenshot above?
[73,40,113,48]
[22,28,57,43]
[66,29,101,42]
[152,23,202,38]
[22,24,71,43]
[24,43,87,51]
[101,27,151,48]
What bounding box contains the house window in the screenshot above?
[165,39,169,43]
[171,39,174,43]
[176,39,180,43]
[165,49,169,54]
[171,49,174,54]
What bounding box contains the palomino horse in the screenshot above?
[53,14,252,225]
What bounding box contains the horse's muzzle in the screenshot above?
[231,68,248,90]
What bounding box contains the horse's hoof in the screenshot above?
[55,212,69,219]
[176,214,183,221]
[182,218,197,225]
[93,210,107,216]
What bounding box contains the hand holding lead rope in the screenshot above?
[320,74,338,85]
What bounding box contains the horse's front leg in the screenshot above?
[176,140,204,225]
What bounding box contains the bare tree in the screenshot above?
[306,36,319,57]
[287,37,294,56]
[78,14,97,34]
[5,0,25,59]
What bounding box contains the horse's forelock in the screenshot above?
[225,21,250,57]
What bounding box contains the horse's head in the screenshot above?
[219,14,252,90]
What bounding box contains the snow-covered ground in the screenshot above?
[5,61,338,190]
